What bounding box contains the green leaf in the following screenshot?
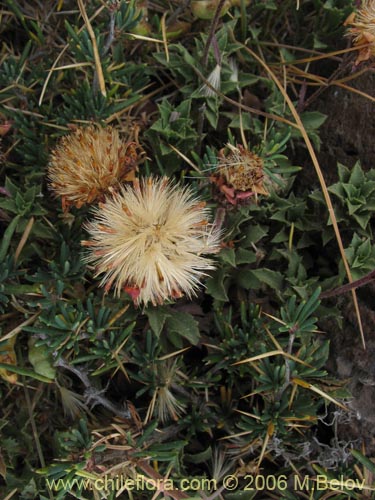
[271,228,288,244]
[313,35,327,49]
[234,269,260,289]
[28,338,56,380]
[0,363,53,383]
[328,182,345,201]
[300,111,327,130]
[165,311,200,345]
[0,215,21,262]
[250,268,283,291]
[351,450,375,474]
[205,103,219,129]
[4,177,18,197]
[352,212,371,230]
[205,268,229,301]
[225,111,254,130]
[179,44,198,67]
[349,162,366,187]
[146,307,171,338]
[296,288,321,325]
[242,225,268,246]
[176,98,191,117]
[236,248,257,265]
[137,421,159,447]
[220,247,236,267]
[184,445,212,464]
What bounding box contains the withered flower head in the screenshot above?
[345,1,375,64]
[146,359,185,423]
[82,177,221,306]
[211,144,268,205]
[48,124,142,212]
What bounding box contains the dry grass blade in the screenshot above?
[158,348,190,360]
[263,324,283,350]
[77,0,106,97]
[168,143,202,173]
[39,4,106,105]
[0,312,40,343]
[332,80,375,102]
[283,65,375,102]
[14,216,34,263]
[51,62,92,71]
[124,33,164,43]
[233,350,311,367]
[161,11,169,63]
[108,304,130,326]
[3,489,18,500]
[270,44,365,66]
[241,42,366,349]
[105,83,173,123]
[257,430,270,471]
[292,377,347,410]
[22,381,46,475]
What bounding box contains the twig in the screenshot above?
[55,357,130,418]
[320,269,375,299]
[102,9,116,57]
[196,102,206,155]
[22,381,53,499]
[275,329,295,401]
[166,0,191,26]
[299,53,354,111]
[201,0,226,67]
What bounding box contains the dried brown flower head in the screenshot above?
[210,144,268,205]
[345,1,375,64]
[82,177,221,306]
[48,124,142,212]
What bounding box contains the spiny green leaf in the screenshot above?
[165,311,200,345]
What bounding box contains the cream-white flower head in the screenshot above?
[82,177,221,306]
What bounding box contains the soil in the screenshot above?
[311,71,375,454]
[321,290,375,454]
[316,71,375,175]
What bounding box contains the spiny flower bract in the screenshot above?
[345,1,375,64]
[218,144,266,192]
[210,144,268,205]
[82,177,221,306]
[48,124,141,211]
